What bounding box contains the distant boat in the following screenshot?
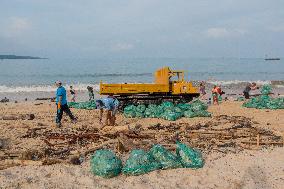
[265,58,280,61]
[264,54,280,61]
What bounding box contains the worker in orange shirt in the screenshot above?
[212,85,219,105]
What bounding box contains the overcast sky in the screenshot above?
[0,0,283,58]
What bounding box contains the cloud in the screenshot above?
[268,25,284,32]
[111,42,134,52]
[10,17,31,31]
[0,17,31,38]
[204,27,247,39]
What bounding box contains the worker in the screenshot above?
[243,82,258,99]
[211,85,219,105]
[216,86,225,100]
[55,81,77,127]
[87,86,95,101]
[70,86,76,102]
[96,95,119,126]
[199,81,206,99]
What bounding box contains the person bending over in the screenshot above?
[243,82,258,99]
[96,96,119,126]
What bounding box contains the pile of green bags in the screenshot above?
[243,85,284,109]
[124,100,211,121]
[68,100,97,110]
[90,142,204,178]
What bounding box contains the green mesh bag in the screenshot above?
[124,105,136,112]
[135,112,145,118]
[191,100,208,111]
[124,105,137,118]
[68,100,97,109]
[145,105,164,118]
[261,85,272,95]
[176,142,204,169]
[136,104,146,113]
[122,149,161,176]
[149,144,182,169]
[194,110,211,117]
[243,85,284,110]
[184,110,197,118]
[90,149,122,178]
[176,103,191,111]
[161,101,174,108]
[161,111,178,121]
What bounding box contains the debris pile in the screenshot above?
[124,100,211,121]
[68,100,97,110]
[243,85,284,109]
[0,115,283,171]
[91,142,203,178]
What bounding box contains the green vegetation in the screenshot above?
[0,55,47,59]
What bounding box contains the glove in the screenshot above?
[57,103,61,113]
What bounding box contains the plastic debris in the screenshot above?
[90,143,204,178]
[68,100,97,110]
[90,149,122,178]
[149,144,182,169]
[243,85,284,109]
[176,142,204,168]
[122,149,161,176]
[123,100,211,120]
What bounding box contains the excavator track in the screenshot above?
[115,93,199,109]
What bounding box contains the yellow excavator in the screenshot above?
[100,67,199,106]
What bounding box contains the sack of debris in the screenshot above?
[161,110,181,121]
[191,100,208,112]
[122,149,161,176]
[144,104,165,118]
[136,104,146,113]
[124,105,137,118]
[176,103,191,111]
[68,100,97,109]
[176,142,204,168]
[90,149,122,178]
[183,110,196,118]
[261,84,272,95]
[149,144,182,169]
[124,100,212,120]
[184,110,211,118]
[243,85,284,110]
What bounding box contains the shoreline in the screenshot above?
[1,80,284,102]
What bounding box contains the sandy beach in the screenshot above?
[0,100,283,189]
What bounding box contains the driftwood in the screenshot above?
[1,115,282,171]
[0,114,35,120]
[82,139,117,156]
[35,97,55,101]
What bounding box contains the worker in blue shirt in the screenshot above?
[96,95,119,126]
[55,81,77,127]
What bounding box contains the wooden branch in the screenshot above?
[82,139,117,156]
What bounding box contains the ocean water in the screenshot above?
[0,57,283,93]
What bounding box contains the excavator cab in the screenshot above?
[154,67,197,94]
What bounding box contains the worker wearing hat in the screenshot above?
[96,95,119,126]
[55,81,77,127]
